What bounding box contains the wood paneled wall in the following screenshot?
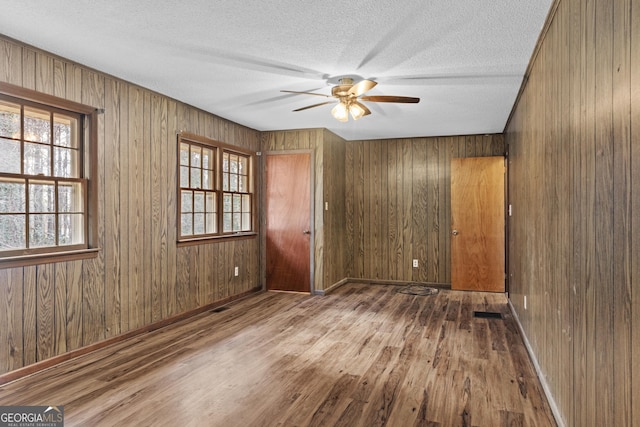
[345,135,504,283]
[0,36,261,375]
[260,129,347,292]
[505,0,638,425]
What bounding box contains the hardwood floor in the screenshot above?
[0,283,556,426]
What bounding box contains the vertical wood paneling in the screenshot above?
[411,139,427,282]
[65,260,83,351]
[505,0,637,424]
[104,78,122,338]
[0,39,22,85]
[54,262,67,355]
[0,268,23,372]
[23,266,36,365]
[426,140,439,282]
[0,35,260,376]
[629,0,640,422]
[81,69,105,345]
[612,1,632,426]
[35,52,53,95]
[151,94,166,322]
[165,99,178,317]
[36,264,54,361]
[143,92,153,323]
[53,59,65,98]
[128,86,144,330]
[346,135,503,284]
[21,48,35,90]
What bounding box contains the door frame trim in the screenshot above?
[261,149,315,294]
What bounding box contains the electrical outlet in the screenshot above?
[412,259,419,268]
[524,295,527,310]
[234,266,239,277]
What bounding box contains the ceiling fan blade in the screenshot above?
[348,79,377,97]
[357,101,371,117]
[293,101,335,112]
[360,95,420,103]
[281,90,330,98]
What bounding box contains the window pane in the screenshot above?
[180,143,190,166]
[54,147,79,178]
[230,155,238,173]
[24,142,51,176]
[241,213,251,231]
[190,167,201,189]
[230,173,238,192]
[194,213,205,234]
[181,213,193,236]
[0,138,21,174]
[223,193,232,212]
[222,173,229,191]
[180,165,189,187]
[29,213,56,247]
[59,213,84,245]
[181,190,193,212]
[58,182,83,213]
[239,156,248,175]
[24,107,50,143]
[202,148,213,170]
[232,194,241,212]
[223,152,229,172]
[29,181,55,213]
[206,213,216,233]
[0,214,26,249]
[205,193,215,213]
[233,213,241,231]
[190,145,201,167]
[0,179,25,213]
[0,101,20,139]
[239,176,248,193]
[241,194,251,213]
[53,114,77,148]
[223,212,232,232]
[202,169,213,190]
[194,191,205,212]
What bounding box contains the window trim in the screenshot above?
[0,82,99,267]
[177,132,257,244]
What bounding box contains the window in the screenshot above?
[0,92,90,258]
[222,151,252,233]
[178,133,255,242]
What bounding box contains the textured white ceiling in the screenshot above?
[0,0,552,140]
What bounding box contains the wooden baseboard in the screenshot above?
[314,278,451,296]
[348,278,452,289]
[314,278,349,295]
[507,299,565,427]
[0,286,263,386]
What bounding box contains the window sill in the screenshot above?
[177,232,258,247]
[0,248,100,269]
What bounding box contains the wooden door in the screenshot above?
[451,156,505,292]
[266,153,311,292]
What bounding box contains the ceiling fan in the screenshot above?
[281,77,420,122]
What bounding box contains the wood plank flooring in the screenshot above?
[0,283,556,426]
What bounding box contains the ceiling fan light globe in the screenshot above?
[349,103,366,120]
[331,102,349,122]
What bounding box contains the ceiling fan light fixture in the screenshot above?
[331,102,349,122]
[349,102,366,120]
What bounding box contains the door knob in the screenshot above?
[303,230,311,235]
[451,229,459,236]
